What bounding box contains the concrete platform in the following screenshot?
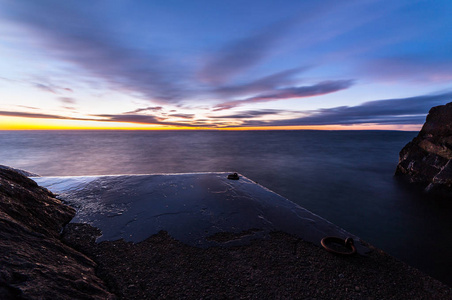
[33,173,366,252]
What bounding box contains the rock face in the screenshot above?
[395,102,452,196]
[0,166,114,299]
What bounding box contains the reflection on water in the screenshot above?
[1,130,451,285]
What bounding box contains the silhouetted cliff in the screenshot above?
[395,102,452,196]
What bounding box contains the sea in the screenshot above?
[1,130,451,286]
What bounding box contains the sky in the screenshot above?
[0,0,451,130]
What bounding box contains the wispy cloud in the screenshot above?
[34,83,56,94]
[92,114,204,127]
[2,1,452,131]
[17,105,40,110]
[33,81,74,95]
[246,92,452,127]
[2,1,187,103]
[198,19,294,85]
[212,110,282,119]
[214,80,354,111]
[0,109,202,127]
[58,97,76,104]
[2,91,450,128]
[125,106,163,114]
[168,114,195,119]
[93,114,162,124]
[0,110,83,120]
[212,67,307,98]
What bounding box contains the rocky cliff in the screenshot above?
[0,166,114,299]
[395,102,452,196]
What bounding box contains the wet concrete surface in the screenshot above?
[33,173,366,252]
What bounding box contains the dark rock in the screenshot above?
[0,165,40,177]
[61,225,451,299]
[0,167,114,299]
[395,102,452,197]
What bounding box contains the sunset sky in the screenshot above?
[0,0,451,130]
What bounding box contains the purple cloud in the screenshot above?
[212,110,282,119]
[3,89,447,128]
[35,83,56,94]
[0,110,84,120]
[243,92,452,127]
[168,114,195,119]
[0,109,206,127]
[214,80,354,111]
[212,67,307,98]
[58,97,76,104]
[125,106,163,114]
[94,114,162,124]
[17,105,39,110]
[93,114,206,127]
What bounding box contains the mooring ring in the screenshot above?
[321,236,356,255]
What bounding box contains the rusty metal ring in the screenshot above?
[321,236,356,255]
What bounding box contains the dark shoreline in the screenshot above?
[1,167,451,299]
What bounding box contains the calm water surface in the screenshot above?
[1,130,451,286]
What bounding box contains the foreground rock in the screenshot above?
[0,167,114,299]
[396,102,452,196]
[63,223,451,299]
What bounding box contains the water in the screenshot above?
[1,130,451,286]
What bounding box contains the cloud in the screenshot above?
[2,1,187,103]
[125,106,163,114]
[214,80,354,110]
[17,105,39,110]
[35,83,56,94]
[0,110,83,120]
[0,109,203,127]
[248,91,452,127]
[212,67,307,98]
[168,114,195,119]
[212,110,282,119]
[198,19,293,84]
[93,114,204,127]
[2,91,450,128]
[94,114,161,124]
[58,97,76,104]
[33,80,74,95]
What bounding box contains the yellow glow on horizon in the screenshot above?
[0,116,422,131]
[0,116,181,130]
